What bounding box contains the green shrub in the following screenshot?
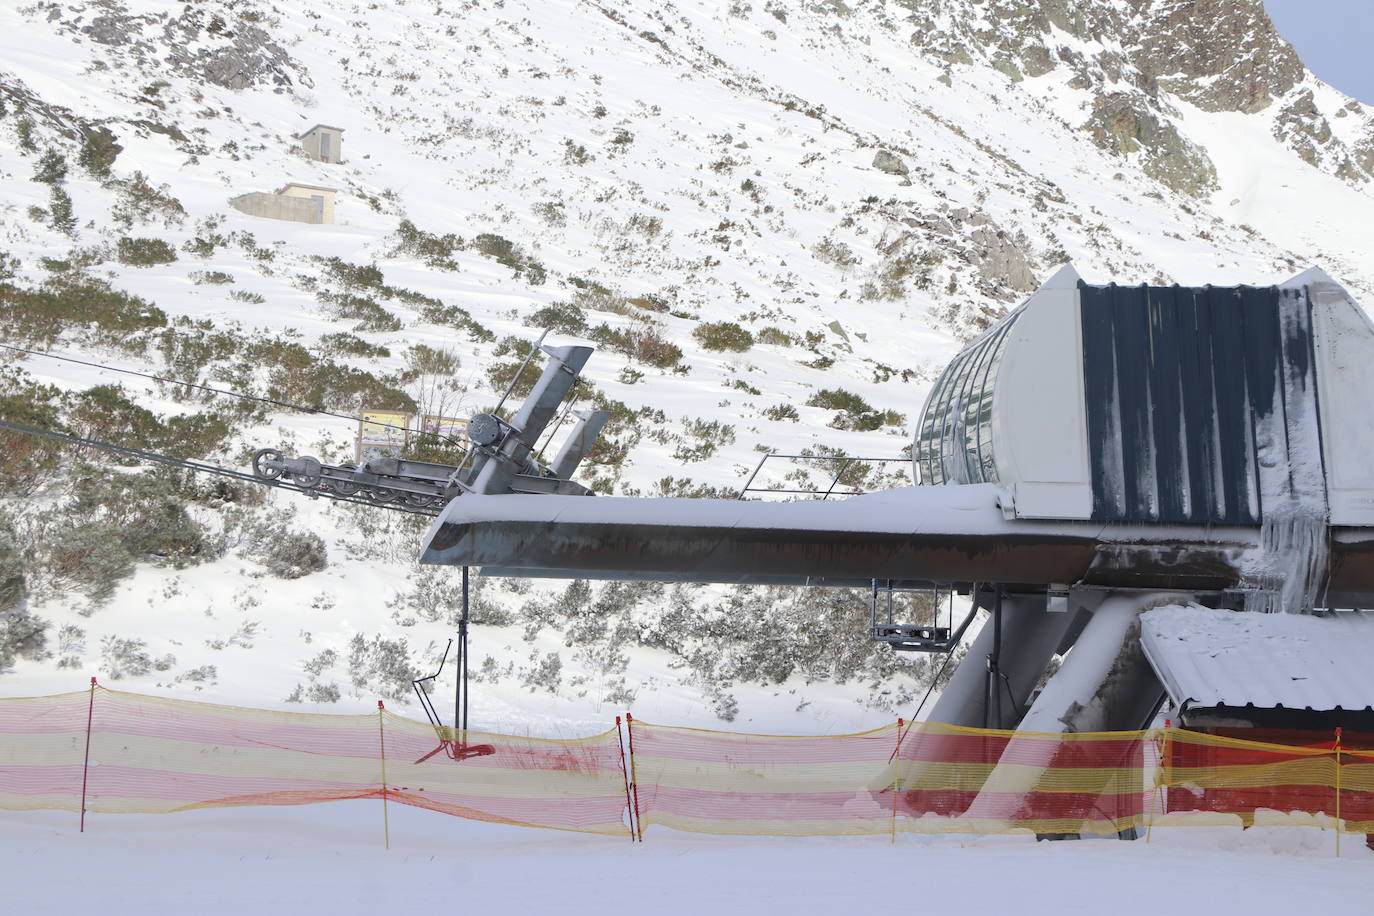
[32,149,66,185]
[693,321,754,352]
[320,332,390,359]
[415,300,495,342]
[190,270,234,285]
[472,233,546,284]
[525,301,586,335]
[807,388,872,414]
[0,370,68,494]
[0,276,167,347]
[239,512,328,579]
[672,417,736,463]
[757,326,796,347]
[77,127,121,178]
[805,388,904,431]
[763,403,799,421]
[110,172,185,227]
[48,187,76,236]
[116,236,178,266]
[586,323,684,369]
[391,219,462,270]
[315,256,385,291]
[0,609,50,671]
[319,292,403,333]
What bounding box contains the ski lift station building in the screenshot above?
[913,265,1374,530]
[423,264,1374,738]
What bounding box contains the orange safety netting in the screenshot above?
[2,687,1370,839]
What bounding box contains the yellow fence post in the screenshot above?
[1334,727,1342,858]
[378,700,390,851]
[1147,718,1172,844]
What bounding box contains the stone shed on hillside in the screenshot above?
[297,124,344,163]
[230,183,338,225]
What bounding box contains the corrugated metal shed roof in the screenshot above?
[1140,606,1374,713]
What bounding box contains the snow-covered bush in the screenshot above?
[237,511,327,579]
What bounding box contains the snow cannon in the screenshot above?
[421,265,1374,743]
[251,342,610,506]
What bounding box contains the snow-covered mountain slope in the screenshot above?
[1,0,1372,731]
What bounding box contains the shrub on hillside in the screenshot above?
[237,512,327,579]
[693,321,754,352]
[804,388,905,432]
[586,323,684,369]
[472,233,546,284]
[318,292,403,333]
[116,236,177,267]
[0,609,50,672]
[390,219,463,270]
[0,371,68,495]
[525,301,587,335]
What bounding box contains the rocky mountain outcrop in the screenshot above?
[897,0,1373,194]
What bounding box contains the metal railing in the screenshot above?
[736,452,912,500]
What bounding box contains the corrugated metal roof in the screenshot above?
[1139,606,1374,713]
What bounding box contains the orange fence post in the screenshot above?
[625,713,643,842]
[378,700,390,851]
[891,718,904,844]
[615,716,637,842]
[1334,727,1343,858]
[79,677,96,833]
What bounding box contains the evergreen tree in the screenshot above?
[77,129,119,178]
[48,186,76,236]
[15,116,36,153]
[32,148,66,185]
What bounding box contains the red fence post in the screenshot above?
[615,716,636,842]
[625,713,643,842]
[79,677,96,833]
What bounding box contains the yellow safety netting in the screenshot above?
[2,688,1368,840]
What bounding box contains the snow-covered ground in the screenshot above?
[4,804,1369,915]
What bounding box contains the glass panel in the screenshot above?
[914,307,1022,486]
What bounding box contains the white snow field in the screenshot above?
[3,805,1369,915]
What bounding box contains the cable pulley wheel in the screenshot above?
[290,456,324,489]
[251,448,284,480]
[333,464,360,496]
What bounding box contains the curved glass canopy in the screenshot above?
[914,309,1021,486]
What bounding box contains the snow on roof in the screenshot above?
[1139,605,1374,713]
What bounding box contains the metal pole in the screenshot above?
[79,677,95,833]
[625,713,644,842]
[993,587,1004,728]
[461,565,470,734]
[378,700,390,850]
[616,716,636,842]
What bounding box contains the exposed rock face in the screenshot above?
[74,0,306,91]
[872,150,909,176]
[1273,89,1333,167]
[895,0,1373,196]
[1128,0,1303,114]
[1086,92,1218,196]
